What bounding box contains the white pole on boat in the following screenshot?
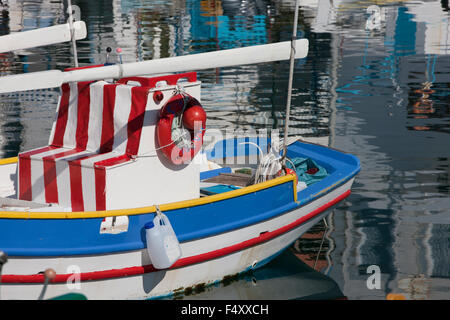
[0,39,309,93]
[67,0,79,68]
[0,22,87,53]
[282,0,301,165]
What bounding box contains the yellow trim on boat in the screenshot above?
[0,172,297,219]
[0,157,18,165]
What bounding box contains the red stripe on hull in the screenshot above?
[1,189,351,284]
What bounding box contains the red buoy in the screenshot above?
[183,104,206,130]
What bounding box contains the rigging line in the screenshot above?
[282,0,300,165]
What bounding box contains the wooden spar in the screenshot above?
[0,39,309,94]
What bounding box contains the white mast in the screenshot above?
[67,0,79,68]
[282,0,301,164]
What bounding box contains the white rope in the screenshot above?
[238,142,264,158]
[238,141,294,184]
[172,84,190,125]
[254,153,281,184]
[253,142,284,184]
[285,157,296,172]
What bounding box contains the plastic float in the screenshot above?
[0,1,360,299]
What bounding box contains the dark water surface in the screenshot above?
[0,0,449,300]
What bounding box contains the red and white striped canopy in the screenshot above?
[19,80,149,211]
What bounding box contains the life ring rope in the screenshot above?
[155,88,206,164]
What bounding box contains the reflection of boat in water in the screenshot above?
[169,249,346,300]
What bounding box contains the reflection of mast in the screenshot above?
[410,81,435,131]
[322,31,341,275]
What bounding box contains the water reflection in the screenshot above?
[0,0,449,300]
[308,0,450,299]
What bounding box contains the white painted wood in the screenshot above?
[0,39,309,93]
[0,21,87,53]
[0,162,17,197]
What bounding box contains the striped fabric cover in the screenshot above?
[18,81,148,211]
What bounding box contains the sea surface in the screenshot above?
[0,0,449,300]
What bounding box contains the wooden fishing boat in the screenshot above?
[0,2,359,300]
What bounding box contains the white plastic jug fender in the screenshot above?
[159,213,182,260]
[145,213,182,269]
[164,235,181,262]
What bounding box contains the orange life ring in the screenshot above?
[156,93,206,165]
